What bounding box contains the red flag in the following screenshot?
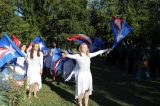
[26,42,33,53]
[12,34,21,47]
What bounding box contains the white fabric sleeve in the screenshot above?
[40,52,43,70]
[89,49,109,58]
[26,52,31,64]
[66,54,79,60]
[65,70,75,82]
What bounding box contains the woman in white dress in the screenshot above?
[62,43,111,106]
[26,43,43,98]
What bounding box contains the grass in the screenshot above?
[2,57,160,106]
[0,91,8,106]
[22,78,99,106]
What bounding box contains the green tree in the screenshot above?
[0,0,160,46]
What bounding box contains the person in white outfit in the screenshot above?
[26,43,43,98]
[62,43,111,106]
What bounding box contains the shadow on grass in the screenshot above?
[43,80,78,105]
[91,91,121,106]
[41,57,160,106]
[90,58,160,106]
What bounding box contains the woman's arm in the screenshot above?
[40,52,43,75]
[25,52,30,63]
[89,48,112,58]
[62,53,79,60]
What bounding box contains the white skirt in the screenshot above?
[27,65,42,90]
[75,71,93,98]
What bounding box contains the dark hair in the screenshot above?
[52,42,57,48]
[19,43,26,49]
[19,44,26,53]
[30,43,40,59]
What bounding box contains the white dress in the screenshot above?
[67,49,109,98]
[27,51,43,90]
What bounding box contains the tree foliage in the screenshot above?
[0,0,160,46]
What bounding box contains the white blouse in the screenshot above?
[27,51,43,70]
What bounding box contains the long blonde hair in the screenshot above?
[79,43,90,56]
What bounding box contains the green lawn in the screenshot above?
[22,73,99,106]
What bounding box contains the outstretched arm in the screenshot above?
[89,48,112,58]
[62,53,79,60]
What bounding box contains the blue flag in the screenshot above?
[55,51,73,76]
[0,32,25,67]
[51,48,63,77]
[51,48,62,62]
[110,16,132,48]
[91,37,105,52]
[27,36,48,53]
[32,36,48,52]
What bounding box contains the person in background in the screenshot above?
[50,42,61,80]
[126,39,134,74]
[135,48,151,80]
[43,48,52,80]
[63,47,75,81]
